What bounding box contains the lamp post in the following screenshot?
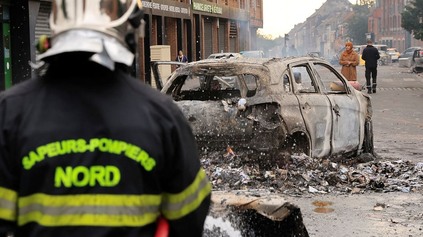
[283,33,289,56]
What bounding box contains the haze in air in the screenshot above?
[261,0,357,38]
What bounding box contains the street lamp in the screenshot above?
[284,33,289,47]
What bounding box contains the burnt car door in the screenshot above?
[412,49,423,73]
[150,61,188,90]
[311,62,362,155]
[288,62,332,157]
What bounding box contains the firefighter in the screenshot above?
[0,0,211,236]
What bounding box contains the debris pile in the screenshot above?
[201,150,423,196]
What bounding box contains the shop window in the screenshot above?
[240,0,246,9]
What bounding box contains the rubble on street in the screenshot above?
[201,149,423,196]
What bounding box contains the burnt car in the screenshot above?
[159,57,374,160]
[411,49,423,73]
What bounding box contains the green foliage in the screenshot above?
[402,0,423,40]
[346,5,370,45]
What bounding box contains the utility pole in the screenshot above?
[284,33,289,47]
[283,34,289,57]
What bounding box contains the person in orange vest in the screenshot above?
[0,1,211,236]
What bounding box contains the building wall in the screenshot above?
[3,0,262,87]
[372,0,423,52]
[165,17,178,60]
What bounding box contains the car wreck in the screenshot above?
[151,57,375,235]
[159,57,374,163]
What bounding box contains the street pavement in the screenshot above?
[357,63,423,162]
[289,63,423,237]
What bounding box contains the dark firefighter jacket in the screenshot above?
[0,58,211,237]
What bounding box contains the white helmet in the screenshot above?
[37,0,144,70]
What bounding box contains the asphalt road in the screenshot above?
[358,63,423,162]
[289,63,423,237]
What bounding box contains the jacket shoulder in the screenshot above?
[0,79,41,101]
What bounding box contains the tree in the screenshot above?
[402,0,423,40]
[346,4,371,45]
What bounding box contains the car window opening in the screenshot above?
[171,73,258,101]
[292,65,317,93]
[313,63,350,94]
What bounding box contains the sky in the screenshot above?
[260,0,357,39]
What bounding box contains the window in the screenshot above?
[282,73,291,92]
[313,63,348,94]
[240,0,246,9]
[180,75,202,91]
[241,74,258,97]
[291,65,317,93]
[172,73,258,101]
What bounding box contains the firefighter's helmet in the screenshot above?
[37,0,144,70]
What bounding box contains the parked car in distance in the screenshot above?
[399,47,422,59]
[378,50,390,65]
[307,51,321,57]
[239,50,264,58]
[386,48,400,62]
[157,57,374,162]
[207,52,242,59]
[411,48,423,73]
[308,51,328,61]
[355,44,388,66]
[399,47,422,67]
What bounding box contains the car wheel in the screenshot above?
[283,132,311,156]
[363,120,374,154]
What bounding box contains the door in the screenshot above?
[203,18,213,59]
[290,63,332,157]
[218,19,226,53]
[311,62,361,154]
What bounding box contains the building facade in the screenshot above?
[0,0,263,88]
[287,0,423,60]
[369,0,423,53]
[287,0,354,59]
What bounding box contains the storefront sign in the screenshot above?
[142,0,190,17]
[192,1,222,14]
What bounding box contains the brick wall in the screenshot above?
[165,18,178,61]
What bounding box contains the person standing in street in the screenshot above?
[361,39,380,93]
[339,42,360,81]
[0,1,211,237]
[176,50,188,63]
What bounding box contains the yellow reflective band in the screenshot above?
[18,193,162,227]
[0,187,18,221]
[161,169,211,220]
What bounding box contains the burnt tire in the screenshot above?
[363,120,374,154]
[283,133,310,157]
